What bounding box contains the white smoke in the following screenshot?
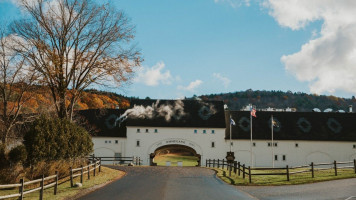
[120,100,186,122]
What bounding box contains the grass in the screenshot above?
[0,166,124,200]
[154,154,199,166]
[212,167,356,186]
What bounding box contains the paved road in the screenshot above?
[79,166,256,200]
[237,178,356,200]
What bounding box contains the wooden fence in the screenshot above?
[206,159,356,183]
[0,159,101,200]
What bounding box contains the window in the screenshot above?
[211,142,215,148]
[194,130,197,134]
[203,130,206,134]
[253,142,256,147]
[105,140,107,144]
[115,140,118,144]
[154,129,158,133]
[211,130,215,134]
[282,155,286,161]
[146,129,149,133]
[137,128,140,133]
[268,142,271,147]
[230,142,233,146]
[136,140,140,147]
[274,143,278,147]
[295,143,299,147]
[353,144,356,149]
[109,140,111,143]
[274,155,278,161]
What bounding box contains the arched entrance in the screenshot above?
[149,144,201,166]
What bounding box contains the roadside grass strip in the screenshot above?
[212,167,356,186]
[0,166,124,200]
[154,154,198,166]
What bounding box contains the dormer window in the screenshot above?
[137,129,140,133]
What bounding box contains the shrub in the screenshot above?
[8,145,27,164]
[24,116,93,165]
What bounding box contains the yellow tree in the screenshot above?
[11,0,141,119]
[0,28,38,148]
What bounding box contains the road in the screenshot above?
[237,178,356,200]
[78,166,256,200]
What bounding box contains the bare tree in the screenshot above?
[11,0,141,119]
[0,28,38,149]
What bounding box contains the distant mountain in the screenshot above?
[194,89,356,112]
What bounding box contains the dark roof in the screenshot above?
[127,99,226,128]
[76,109,127,137]
[76,100,226,137]
[226,111,356,141]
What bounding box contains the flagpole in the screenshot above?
[230,115,232,152]
[250,104,253,167]
[272,115,274,168]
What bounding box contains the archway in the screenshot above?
[150,144,201,166]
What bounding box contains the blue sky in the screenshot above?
[1,0,356,99]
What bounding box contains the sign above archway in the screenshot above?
[148,138,203,155]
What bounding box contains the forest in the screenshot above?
[196,89,356,112]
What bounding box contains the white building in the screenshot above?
[78,100,356,167]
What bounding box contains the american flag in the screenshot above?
[251,108,257,118]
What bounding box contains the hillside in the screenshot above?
[196,89,356,112]
[7,88,132,114]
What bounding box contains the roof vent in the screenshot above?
[324,108,333,112]
[312,108,321,112]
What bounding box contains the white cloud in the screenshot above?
[264,0,356,94]
[213,73,231,88]
[177,80,203,92]
[135,62,172,86]
[214,0,250,8]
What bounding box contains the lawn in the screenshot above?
[154,154,199,166]
[0,166,124,200]
[212,167,356,186]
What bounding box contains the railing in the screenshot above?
[89,155,142,166]
[206,159,356,183]
[0,158,101,200]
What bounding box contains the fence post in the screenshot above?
[243,164,245,179]
[238,162,240,176]
[70,167,73,187]
[94,161,96,176]
[286,165,290,181]
[354,159,356,174]
[311,162,314,178]
[88,165,90,180]
[80,165,84,183]
[92,154,95,163]
[229,163,232,177]
[213,159,215,168]
[217,159,220,168]
[222,159,225,170]
[334,160,337,176]
[40,174,44,200]
[234,161,237,174]
[248,166,251,183]
[54,171,58,195]
[139,157,141,166]
[99,158,102,172]
[19,178,24,200]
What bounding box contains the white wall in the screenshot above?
[92,137,127,164]
[92,132,356,167]
[232,140,356,167]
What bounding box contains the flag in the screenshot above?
[272,120,278,127]
[230,118,236,126]
[251,108,257,118]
